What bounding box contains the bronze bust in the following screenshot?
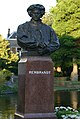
[17,4,60,56]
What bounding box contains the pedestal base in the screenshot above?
[15,112,57,119]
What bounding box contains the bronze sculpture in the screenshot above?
[15,4,58,119]
[17,4,60,56]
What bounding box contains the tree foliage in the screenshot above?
[42,12,54,27]
[49,0,80,76]
[50,0,80,38]
[51,35,80,76]
[0,35,19,75]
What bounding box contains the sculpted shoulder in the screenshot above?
[42,23,53,30]
[17,22,29,29]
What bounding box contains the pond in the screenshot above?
[0,91,80,119]
[54,91,80,110]
[0,94,17,119]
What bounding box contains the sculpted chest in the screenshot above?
[22,23,50,44]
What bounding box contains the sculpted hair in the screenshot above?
[27,4,45,17]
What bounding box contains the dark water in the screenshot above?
[0,94,17,119]
[54,91,80,109]
[0,91,80,119]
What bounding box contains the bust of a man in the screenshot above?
[17,4,60,56]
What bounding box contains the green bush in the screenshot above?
[54,71,63,77]
[0,84,17,94]
[0,69,11,82]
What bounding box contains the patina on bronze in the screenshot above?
[17,4,60,56]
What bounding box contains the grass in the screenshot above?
[54,80,80,91]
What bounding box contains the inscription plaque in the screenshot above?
[29,70,51,74]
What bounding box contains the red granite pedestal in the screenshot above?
[14,56,57,119]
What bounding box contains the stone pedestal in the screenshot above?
[14,56,57,119]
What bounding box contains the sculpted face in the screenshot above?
[31,9,43,21]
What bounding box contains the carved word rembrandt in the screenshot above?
[29,71,51,74]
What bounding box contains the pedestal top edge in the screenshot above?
[20,56,52,61]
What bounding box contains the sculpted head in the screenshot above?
[27,4,45,20]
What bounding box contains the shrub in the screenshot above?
[0,69,11,82]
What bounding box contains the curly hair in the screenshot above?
[27,4,45,17]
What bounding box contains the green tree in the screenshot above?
[42,13,54,27]
[0,35,19,75]
[51,0,80,38]
[50,0,80,77]
[51,35,80,76]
